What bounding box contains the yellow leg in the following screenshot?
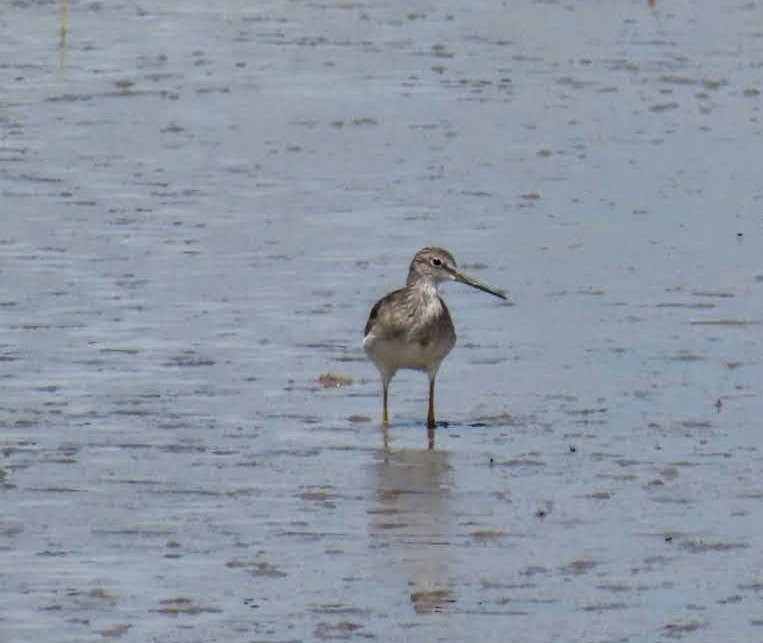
[427,378,436,429]
[382,382,390,427]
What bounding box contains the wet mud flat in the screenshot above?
[4,376,763,642]
[3,0,763,641]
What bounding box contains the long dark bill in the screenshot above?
[453,269,507,300]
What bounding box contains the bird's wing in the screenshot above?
[364,288,411,340]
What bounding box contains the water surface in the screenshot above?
[2,1,763,641]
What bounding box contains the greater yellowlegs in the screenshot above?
[363,246,506,435]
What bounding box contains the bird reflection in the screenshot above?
[381,422,437,451]
[368,446,455,614]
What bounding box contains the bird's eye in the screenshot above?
[432,257,442,267]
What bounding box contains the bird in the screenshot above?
[363,246,506,438]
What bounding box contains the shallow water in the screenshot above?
[2,0,763,641]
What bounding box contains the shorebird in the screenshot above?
[363,246,506,436]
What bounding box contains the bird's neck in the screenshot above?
[407,269,441,292]
[409,277,440,297]
[411,281,448,328]
[409,281,444,320]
